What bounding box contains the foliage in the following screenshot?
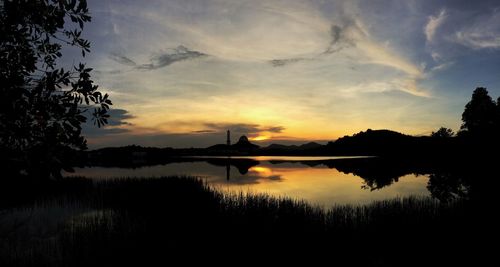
[431,127,454,138]
[497,96,500,128]
[0,0,111,179]
[460,87,497,136]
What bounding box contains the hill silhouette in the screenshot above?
[232,135,260,150]
[262,142,322,151]
[207,135,260,154]
[80,128,478,166]
[326,129,419,155]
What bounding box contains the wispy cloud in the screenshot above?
[136,46,207,70]
[325,25,343,52]
[108,45,207,71]
[264,15,428,96]
[265,126,286,133]
[200,123,285,135]
[191,130,216,134]
[451,7,500,49]
[269,58,307,67]
[431,52,441,62]
[109,53,137,66]
[431,61,454,72]
[269,23,352,67]
[425,9,447,43]
[455,31,500,50]
[324,23,356,54]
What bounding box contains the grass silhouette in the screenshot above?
[0,176,494,266]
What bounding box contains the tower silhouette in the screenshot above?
[226,130,231,146]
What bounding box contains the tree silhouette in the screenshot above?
[431,127,454,138]
[0,1,111,179]
[460,87,496,137]
[496,97,500,132]
[427,172,469,203]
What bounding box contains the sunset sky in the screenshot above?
[74,0,500,148]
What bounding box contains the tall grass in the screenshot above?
[0,176,491,266]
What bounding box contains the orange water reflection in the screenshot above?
[217,163,429,207]
[68,160,430,207]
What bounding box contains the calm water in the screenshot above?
[67,156,430,207]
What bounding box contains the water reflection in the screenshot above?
[66,154,494,205]
[427,172,470,202]
[68,157,432,207]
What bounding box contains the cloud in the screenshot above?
[265,17,428,97]
[83,0,495,149]
[339,79,428,97]
[329,25,342,46]
[107,109,135,126]
[324,24,355,54]
[200,123,285,134]
[109,53,137,66]
[269,58,307,67]
[84,121,287,148]
[106,46,208,72]
[449,7,500,50]
[136,46,207,70]
[94,69,126,75]
[455,31,500,50]
[431,52,441,61]
[358,41,424,78]
[269,23,351,67]
[263,126,285,133]
[425,9,447,43]
[192,130,216,134]
[82,108,134,137]
[82,123,129,138]
[431,61,454,72]
[86,132,219,148]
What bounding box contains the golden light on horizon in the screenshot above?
[249,135,271,141]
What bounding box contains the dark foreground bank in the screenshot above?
[0,176,496,266]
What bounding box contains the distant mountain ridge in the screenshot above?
[83,129,471,166]
[207,135,260,151]
[262,142,322,151]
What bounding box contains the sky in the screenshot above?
[69,0,500,148]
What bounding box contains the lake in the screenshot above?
[67,156,431,207]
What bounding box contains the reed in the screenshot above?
[0,176,487,266]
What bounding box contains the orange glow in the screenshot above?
[249,135,271,141]
[249,166,273,176]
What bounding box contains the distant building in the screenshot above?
[227,130,231,146]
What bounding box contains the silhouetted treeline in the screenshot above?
[325,128,465,157]
[81,128,495,167]
[80,87,500,166]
